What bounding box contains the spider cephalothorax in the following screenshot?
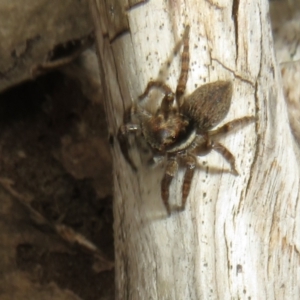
[142,108,193,152]
[118,25,254,216]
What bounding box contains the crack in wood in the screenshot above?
[231,0,240,64]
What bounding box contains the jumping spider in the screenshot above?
[118,25,254,216]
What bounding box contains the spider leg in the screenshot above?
[161,157,178,216]
[175,25,190,105]
[180,154,196,211]
[138,81,173,101]
[191,136,238,174]
[208,116,255,137]
[157,25,190,81]
[117,123,140,172]
[208,140,238,175]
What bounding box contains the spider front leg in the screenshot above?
[161,156,178,216]
[139,80,177,119]
[138,81,173,101]
[175,25,190,104]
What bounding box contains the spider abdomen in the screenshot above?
[181,81,232,132]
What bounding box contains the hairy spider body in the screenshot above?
[181,81,232,132]
[142,108,194,152]
[118,26,254,216]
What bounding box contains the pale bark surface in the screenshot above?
[91,0,300,299]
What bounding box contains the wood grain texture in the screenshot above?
[90,0,300,298]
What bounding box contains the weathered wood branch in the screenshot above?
[90,0,300,298]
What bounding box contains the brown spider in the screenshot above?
[118,25,254,216]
